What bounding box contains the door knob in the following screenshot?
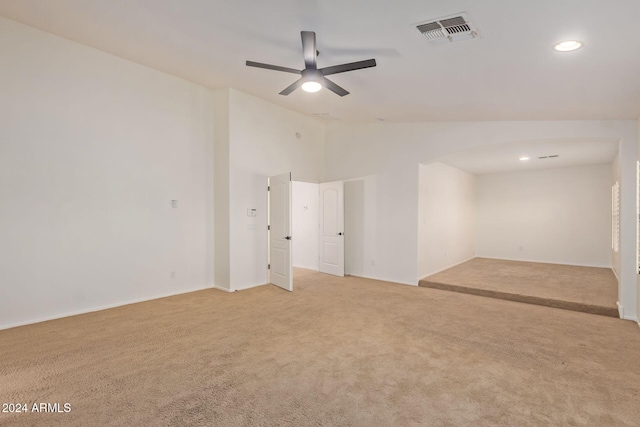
[284,236,292,240]
[337,232,343,236]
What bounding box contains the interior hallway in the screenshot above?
[2,269,639,426]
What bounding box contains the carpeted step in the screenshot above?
[418,279,620,318]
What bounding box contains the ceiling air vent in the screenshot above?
[538,155,559,159]
[414,13,479,45]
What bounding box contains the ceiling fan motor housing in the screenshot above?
[302,69,322,83]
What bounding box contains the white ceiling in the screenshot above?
[1,0,639,122]
[436,138,619,175]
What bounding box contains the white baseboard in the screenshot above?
[213,282,280,293]
[347,274,417,287]
[419,256,475,281]
[617,301,624,319]
[213,282,269,292]
[0,285,213,331]
[617,302,639,323]
[234,282,268,291]
[293,264,319,271]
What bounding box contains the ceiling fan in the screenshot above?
[246,31,376,97]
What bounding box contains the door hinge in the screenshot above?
[267,225,270,230]
[267,186,270,191]
[268,264,270,270]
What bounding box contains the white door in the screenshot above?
[319,181,344,276]
[269,173,293,291]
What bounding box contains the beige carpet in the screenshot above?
[1,269,640,426]
[420,258,619,317]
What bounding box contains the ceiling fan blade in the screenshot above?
[279,79,303,96]
[246,61,301,74]
[320,59,377,76]
[301,31,317,69]
[322,77,349,97]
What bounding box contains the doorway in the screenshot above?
[288,180,346,279]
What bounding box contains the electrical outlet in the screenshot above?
[170,271,176,279]
[171,200,178,209]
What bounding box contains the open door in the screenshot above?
[269,173,293,291]
[319,181,344,276]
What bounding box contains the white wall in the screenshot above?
[344,176,378,279]
[226,89,325,291]
[617,134,638,321]
[213,88,230,290]
[344,180,365,276]
[292,181,319,270]
[477,164,611,267]
[0,17,215,329]
[325,120,638,319]
[418,162,476,279]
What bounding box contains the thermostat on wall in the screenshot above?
[247,208,257,217]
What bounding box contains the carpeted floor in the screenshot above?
[419,258,619,317]
[1,268,639,426]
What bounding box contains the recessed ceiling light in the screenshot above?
[554,40,582,52]
[519,156,530,161]
[301,81,322,93]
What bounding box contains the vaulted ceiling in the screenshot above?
[1,0,639,122]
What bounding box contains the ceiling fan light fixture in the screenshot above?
[554,40,582,52]
[301,81,322,93]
